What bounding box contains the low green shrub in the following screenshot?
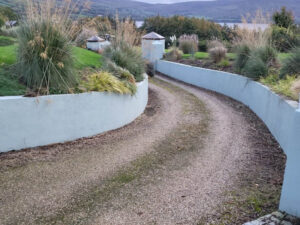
[103,60,137,94]
[209,46,227,63]
[236,45,277,79]
[82,71,135,95]
[234,45,251,73]
[103,42,145,82]
[17,20,76,93]
[253,46,278,66]
[178,34,198,54]
[218,58,230,67]
[280,47,300,78]
[164,47,183,61]
[104,60,135,83]
[242,57,268,80]
[260,73,299,100]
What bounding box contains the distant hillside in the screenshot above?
[0,0,299,22]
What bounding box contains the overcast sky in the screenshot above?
[134,0,215,4]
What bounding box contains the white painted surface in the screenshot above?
[142,39,165,63]
[0,77,148,152]
[86,41,111,51]
[156,60,300,217]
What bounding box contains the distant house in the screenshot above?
[86,36,111,52]
[5,21,18,29]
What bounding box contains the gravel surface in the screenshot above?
[0,76,286,225]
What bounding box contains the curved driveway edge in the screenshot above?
[156,59,300,217]
[0,76,148,152]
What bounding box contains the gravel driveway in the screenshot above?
[0,76,285,225]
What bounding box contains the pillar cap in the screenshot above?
[142,32,165,40]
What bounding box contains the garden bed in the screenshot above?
[165,51,298,101]
[0,36,102,96]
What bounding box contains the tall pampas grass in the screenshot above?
[234,9,271,49]
[17,0,86,94]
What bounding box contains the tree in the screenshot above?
[272,7,295,28]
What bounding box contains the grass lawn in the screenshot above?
[0,36,17,46]
[0,44,17,65]
[0,38,102,96]
[72,47,102,69]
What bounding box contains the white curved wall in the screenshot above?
[156,60,300,217]
[0,76,148,153]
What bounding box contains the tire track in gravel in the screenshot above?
[0,83,182,225]
[0,76,285,225]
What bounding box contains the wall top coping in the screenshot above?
[0,75,148,101]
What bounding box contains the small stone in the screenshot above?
[272,211,284,219]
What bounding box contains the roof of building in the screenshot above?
[142,32,165,40]
[87,36,105,42]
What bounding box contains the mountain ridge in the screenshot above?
[0,0,299,22]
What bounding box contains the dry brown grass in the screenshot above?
[24,0,87,38]
[291,79,300,98]
[234,9,272,48]
[114,14,145,47]
[178,34,198,54]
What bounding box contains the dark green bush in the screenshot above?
[103,42,145,82]
[234,45,251,73]
[17,21,76,93]
[0,17,4,28]
[242,57,268,80]
[272,7,295,29]
[271,26,299,52]
[141,15,225,42]
[198,40,207,52]
[145,61,155,77]
[280,47,300,78]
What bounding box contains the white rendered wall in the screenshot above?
[156,60,300,217]
[142,39,165,63]
[0,77,148,152]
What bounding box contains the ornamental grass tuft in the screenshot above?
[16,0,81,94]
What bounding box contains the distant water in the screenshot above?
[136,20,269,30]
[218,23,269,31]
[136,21,144,28]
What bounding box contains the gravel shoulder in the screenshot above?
[0,76,286,225]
